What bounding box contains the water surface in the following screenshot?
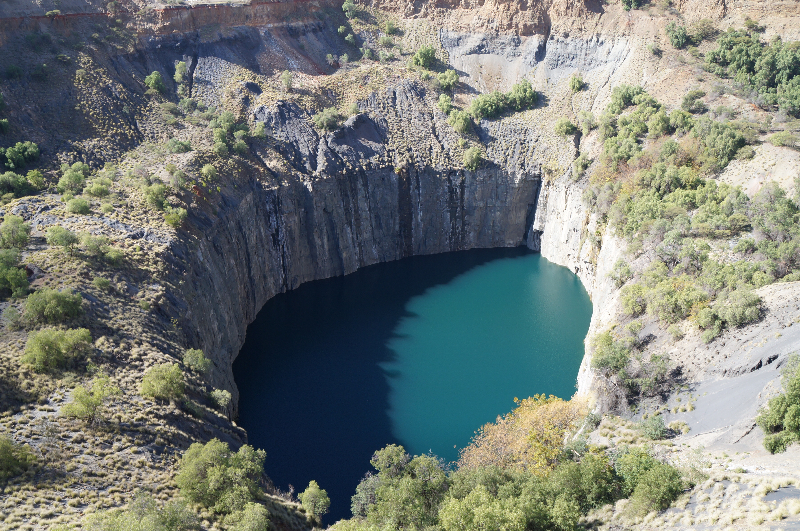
[233,248,591,522]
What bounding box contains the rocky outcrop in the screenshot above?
[174,83,541,410]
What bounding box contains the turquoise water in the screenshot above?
[383,252,592,462]
[234,248,592,522]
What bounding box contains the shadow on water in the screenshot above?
[233,247,533,523]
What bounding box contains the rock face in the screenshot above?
[175,84,541,409]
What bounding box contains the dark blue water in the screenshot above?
[233,247,592,523]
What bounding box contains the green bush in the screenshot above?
[437,94,452,114]
[555,118,578,136]
[769,131,799,148]
[210,389,231,410]
[0,214,30,248]
[757,358,800,453]
[609,259,633,287]
[410,46,436,68]
[463,147,483,171]
[175,438,266,514]
[437,69,459,91]
[84,178,111,197]
[81,233,110,258]
[22,327,92,372]
[92,277,111,291]
[569,74,585,92]
[447,110,472,134]
[0,249,27,298]
[0,171,34,197]
[621,0,642,10]
[24,288,82,324]
[66,197,91,214]
[313,107,343,131]
[224,502,270,531]
[62,375,121,425]
[629,463,683,515]
[280,70,292,92]
[666,22,689,49]
[145,71,166,93]
[590,331,631,376]
[468,91,506,119]
[85,491,200,531]
[57,162,90,193]
[640,414,667,440]
[201,164,217,181]
[165,206,188,228]
[166,138,192,153]
[681,90,707,114]
[0,434,35,481]
[144,183,167,210]
[183,348,211,375]
[572,153,590,180]
[1,141,39,171]
[506,79,538,111]
[300,480,331,519]
[141,363,185,402]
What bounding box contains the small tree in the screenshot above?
[46,226,79,255]
[299,480,330,520]
[555,118,578,136]
[313,108,343,131]
[437,69,459,91]
[144,71,166,93]
[66,197,91,214]
[24,288,83,324]
[0,215,30,248]
[569,74,585,92]
[62,375,121,425]
[183,348,212,375]
[141,363,185,402]
[666,22,689,49]
[437,94,452,114]
[22,327,92,372]
[409,46,436,69]
[280,70,293,92]
[447,110,472,135]
[342,0,356,18]
[224,502,270,531]
[463,147,483,171]
[0,434,35,481]
[174,61,188,84]
[211,389,231,411]
[164,206,188,229]
[175,438,266,514]
[201,164,217,181]
[81,233,110,258]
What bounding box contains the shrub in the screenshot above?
[2,141,39,171]
[621,0,642,10]
[145,183,167,210]
[224,502,270,531]
[85,491,200,531]
[211,389,231,410]
[609,259,633,287]
[681,89,707,114]
[0,435,35,481]
[22,327,92,372]
[437,69,459,91]
[66,197,91,214]
[24,288,82,324]
[280,70,292,92]
[468,91,507,119]
[141,363,185,402]
[84,179,111,197]
[175,438,266,514]
[0,249,26,298]
[463,147,483,171]
[507,79,538,111]
[313,107,343,131]
[174,61,187,84]
[409,46,436,68]
[385,20,398,34]
[629,463,683,515]
[437,94,452,114]
[201,164,217,181]
[165,206,188,228]
[757,358,800,453]
[0,214,30,248]
[572,153,590,180]
[666,22,689,49]
[0,171,32,197]
[590,331,630,376]
[166,138,192,153]
[92,277,111,290]
[300,480,331,520]
[213,142,229,157]
[144,71,166,93]
[345,33,356,46]
[569,74,585,92]
[183,348,212,375]
[57,162,90,193]
[640,414,667,440]
[62,375,121,425]
[447,110,472,134]
[769,131,799,148]
[555,118,578,136]
[81,233,110,258]
[342,0,356,17]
